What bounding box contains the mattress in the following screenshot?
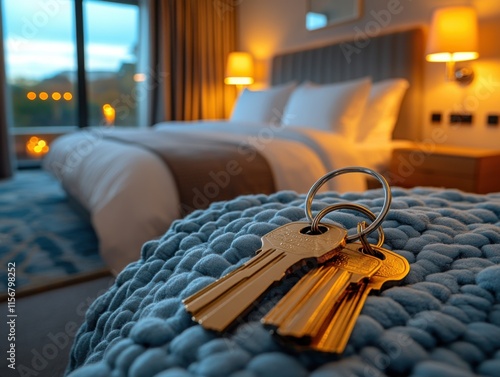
[65,187,500,377]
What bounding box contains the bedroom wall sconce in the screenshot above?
[426,6,479,85]
[224,52,254,88]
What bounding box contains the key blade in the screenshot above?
[263,264,350,333]
[274,266,352,338]
[262,247,382,339]
[183,221,347,332]
[183,247,272,307]
[309,245,410,353]
[184,247,293,331]
[262,264,329,328]
[310,282,369,353]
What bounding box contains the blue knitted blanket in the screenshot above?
[67,188,500,377]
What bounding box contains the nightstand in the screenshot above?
[390,144,500,194]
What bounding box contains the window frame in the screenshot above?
[75,0,88,128]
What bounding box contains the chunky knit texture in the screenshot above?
[67,188,500,377]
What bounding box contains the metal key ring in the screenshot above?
[357,221,384,259]
[311,202,385,245]
[305,167,391,240]
[357,221,375,252]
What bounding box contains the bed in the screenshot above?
[43,28,424,273]
[43,123,367,273]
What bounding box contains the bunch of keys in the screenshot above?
[262,205,410,353]
[183,167,410,353]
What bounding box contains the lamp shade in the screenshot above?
[224,52,254,85]
[426,6,479,62]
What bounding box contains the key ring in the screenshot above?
[305,167,391,240]
[357,221,385,259]
[357,221,375,251]
[310,202,385,247]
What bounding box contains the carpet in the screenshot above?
[0,169,108,299]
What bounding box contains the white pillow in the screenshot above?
[281,77,372,140]
[230,82,296,123]
[357,78,409,143]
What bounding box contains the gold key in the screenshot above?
[183,221,347,332]
[308,242,410,353]
[261,245,382,340]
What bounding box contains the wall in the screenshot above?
[238,0,500,149]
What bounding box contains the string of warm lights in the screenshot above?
[26,92,73,101]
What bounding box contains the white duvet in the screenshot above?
[43,121,366,272]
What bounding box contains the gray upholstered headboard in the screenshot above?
[271,28,424,141]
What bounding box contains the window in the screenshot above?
[2,0,78,129]
[84,0,139,127]
[2,0,140,135]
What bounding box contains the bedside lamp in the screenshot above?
[426,6,479,85]
[224,52,254,89]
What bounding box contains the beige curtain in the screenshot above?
[146,0,237,125]
[0,4,14,179]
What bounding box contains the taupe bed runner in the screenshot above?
[104,129,276,215]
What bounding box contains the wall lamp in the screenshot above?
[426,6,479,85]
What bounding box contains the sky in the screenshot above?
[2,0,139,81]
